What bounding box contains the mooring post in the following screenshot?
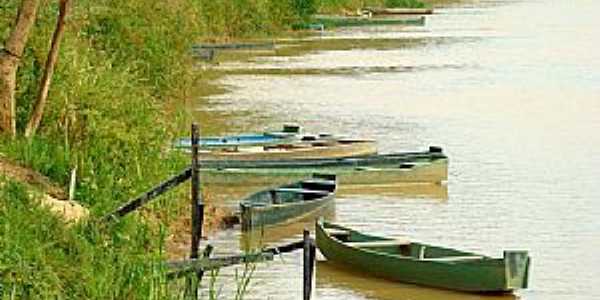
[190,123,202,259]
[187,123,202,299]
[303,229,314,300]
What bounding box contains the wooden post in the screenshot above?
[188,123,203,299]
[303,229,314,300]
[191,123,202,259]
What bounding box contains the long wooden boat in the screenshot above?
[199,147,448,185]
[363,7,434,15]
[198,138,377,161]
[240,174,337,231]
[316,221,530,293]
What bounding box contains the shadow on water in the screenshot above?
[240,202,336,251]
[316,260,519,300]
[338,183,448,201]
[202,181,448,212]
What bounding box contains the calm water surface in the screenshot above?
[194,1,600,299]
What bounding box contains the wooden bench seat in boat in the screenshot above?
[346,239,411,247]
[300,179,336,186]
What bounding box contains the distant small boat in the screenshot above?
[240,174,337,230]
[200,147,448,185]
[175,124,377,160]
[362,7,434,15]
[192,41,275,50]
[316,221,530,293]
[310,14,425,29]
[173,133,293,149]
[174,124,300,149]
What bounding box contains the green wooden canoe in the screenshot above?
[240,174,337,231]
[316,221,530,293]
[200,147,448,185]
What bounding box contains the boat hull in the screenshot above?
[199,140,377,161]
[241,194,334,231]
[174,134,293,149]
[200,157,447,186]
[316,221,530,293]
[240,176,337,231]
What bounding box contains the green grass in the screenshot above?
[0,179,175,299]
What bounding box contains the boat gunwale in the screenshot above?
[207,158,448,173]
[318,221,496,265]
[199,150,448,169]
[240,177,337,230]
[240,175,337,209]
[241,192,335,211]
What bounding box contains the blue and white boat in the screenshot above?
[174,124,301,149]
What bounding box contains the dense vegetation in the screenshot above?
[1,0,426,297]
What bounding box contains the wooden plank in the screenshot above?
[102,167,192,221]
[167,252,274,279]
[263,240,304,255]
[166,240,305,279]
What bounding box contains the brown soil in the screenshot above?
[164,192,236,260]
[0,156,88,222]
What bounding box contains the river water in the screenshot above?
[194,0,600,299]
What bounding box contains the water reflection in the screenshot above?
[204,182,448,206]
[338,183,448,201]
[316,261,518,300]
[240,203,336,251]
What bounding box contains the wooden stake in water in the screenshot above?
[191,123,202,259]
[303,229,314,300]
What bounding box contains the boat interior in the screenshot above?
[245,175,337,206]
[324,224,485,262]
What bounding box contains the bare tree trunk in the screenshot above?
[25,0,70,138]
[0,55,19,136]
[0,0,40,137]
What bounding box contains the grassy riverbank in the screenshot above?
[1,0,430,297]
